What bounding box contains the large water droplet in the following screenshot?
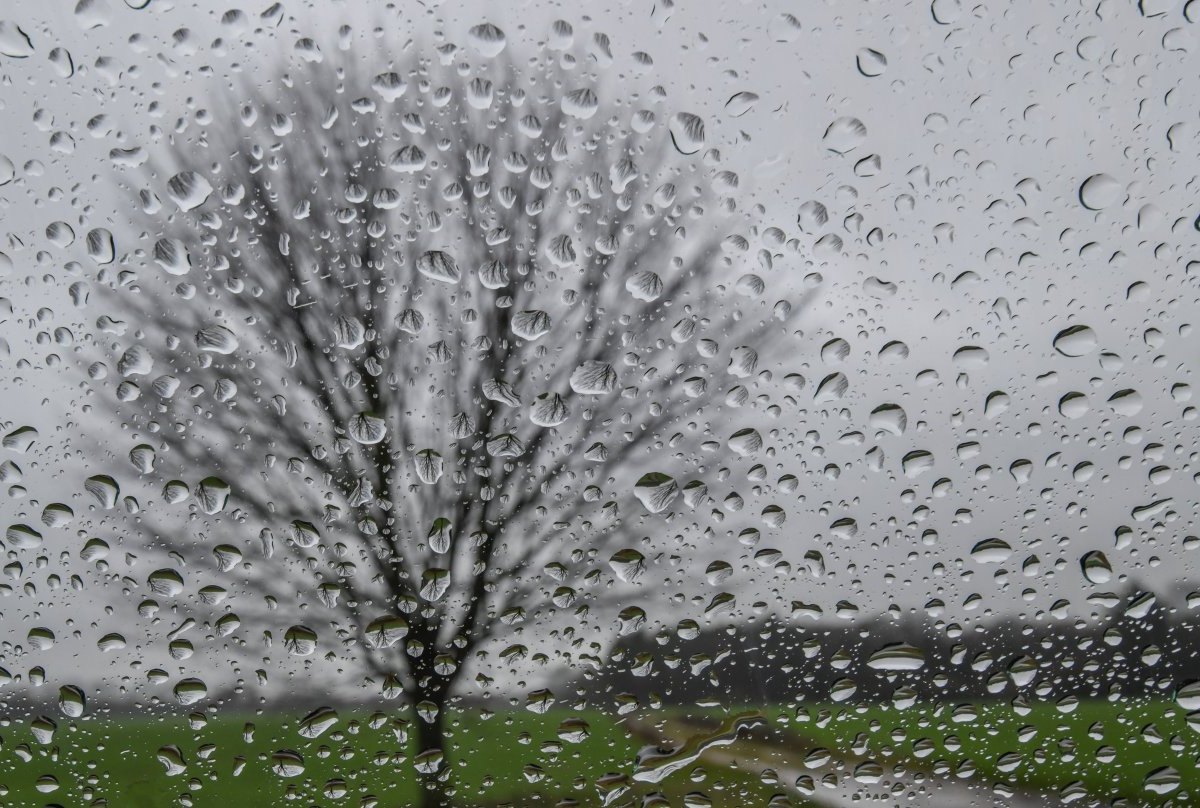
[467,22,507,57]
[856,48,888,77]
[633,473,678,513]
[1053,324,1097,357]
[1080,550,1113,584]
[668,113,706,155]
[1079,173,1122,210]
[823,116,867,154]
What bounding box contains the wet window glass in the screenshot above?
[1,1,1198,806]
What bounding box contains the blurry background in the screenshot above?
[1,0,1199,806]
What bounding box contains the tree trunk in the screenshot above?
[413,709,452,808]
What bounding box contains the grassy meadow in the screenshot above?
[0,700,1195,805]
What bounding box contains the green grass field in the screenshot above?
[0,706,777,807]
[0,700,1195,806]
[785,699,1200,804]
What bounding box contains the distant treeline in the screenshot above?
[4,586,1195,720]
[587,589,1197,707]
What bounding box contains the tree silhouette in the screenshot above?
[94,41,794,807]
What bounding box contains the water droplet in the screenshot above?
[724,91,759,117]
[84,474,120,508]
[608,548,647,584]
[416,250,459,284]
[867,642,925,670]
[728,428,763,456]
[1176,680,1200,710]
[415,449,444,484]
[633,473,678,513]
[271,750,306,777]
[1144,766,1180,795]
[1053,324,1097,357]
[814,372,849,403]
[668,113,706,155]
[157,744,187,776]
[166,170,213,212]
[570,361,618,395]
[561,87,599,119]
[467,22,507,57]
[901,450,934,478]
[512,310,552,341]
[856,48,888,77]
[196,476,230,514]
[557,717,590,743]
[363,615,409,649]
[148,568,185,597]
[6,523,42,549]
[348,412,387,444]
[869,404,907,436]
[1079,173,1122,210]
[1080,550,1113,584]
[172,677,207,705]
[1058,392,1090,419]
[195,325,238,354]
[57,685,85,717]
[971,538,1012,563]
[0,21,34,58]
[299,706,339,739]
[283,625,318,656]
[823,116,867,154]
[633,711,765,783]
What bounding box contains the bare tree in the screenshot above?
[92,42,793,807]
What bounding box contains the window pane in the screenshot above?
[0,2,1196,806]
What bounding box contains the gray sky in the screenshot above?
[1,0,1199,691]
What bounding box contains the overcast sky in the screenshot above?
[1,0,1199,691]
